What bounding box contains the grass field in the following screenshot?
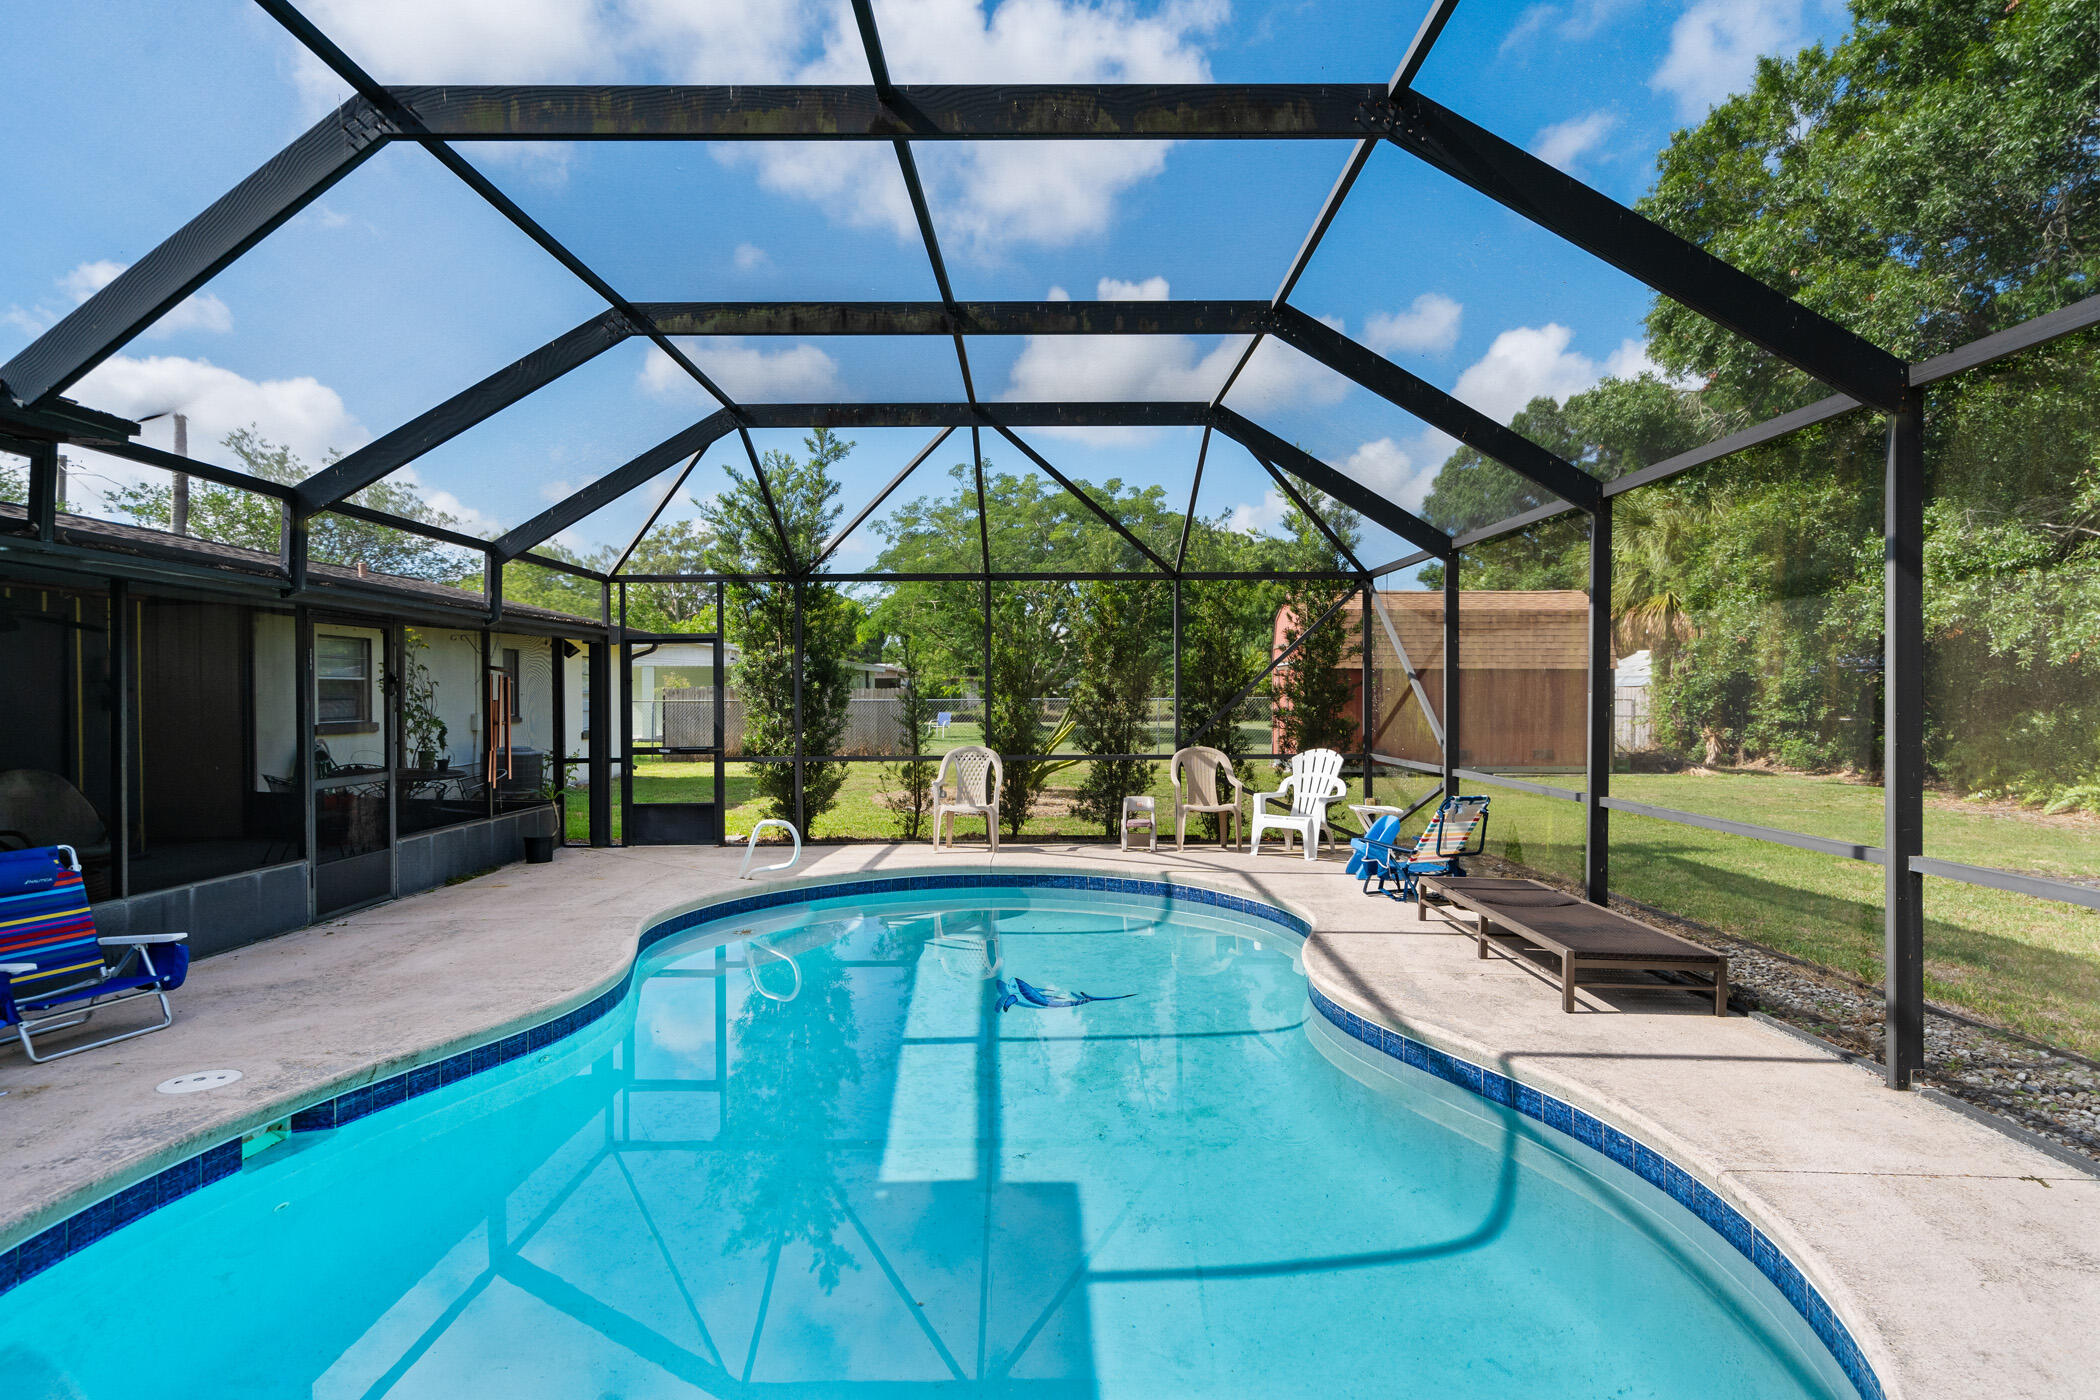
[1404,771,2100,1060]
[563,758,2099,1059]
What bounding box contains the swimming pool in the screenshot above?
[0,878,1865,1398]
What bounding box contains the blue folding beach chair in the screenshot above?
[0,845,190,1062]
[1347,796,1492,901]
[1346,814,1406,891]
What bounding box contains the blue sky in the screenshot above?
[2,0,1851,572]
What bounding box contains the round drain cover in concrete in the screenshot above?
[156,1069,244,1095]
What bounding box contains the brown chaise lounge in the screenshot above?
[1417,875,1729,1015]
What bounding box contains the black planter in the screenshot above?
[522,835,557,864]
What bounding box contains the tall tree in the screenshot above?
[985,581,1071,836]
[700,429,856,826]
[621,521,717,632]
[1639,0,2100,417]
[880,633,938,840]
[1069,580,1162,835]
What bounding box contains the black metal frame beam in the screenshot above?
[641,300,1269,336]
[616,569,1357,585]
[391,83,1393,140]
[73,435,299,501]
[1884,390,1926,1087]
[297,310,630,512]
[610,448,706,578]
[1253,452,1366,575]
[1584,499,1611,902]
[496,411,738,561]
[499,402,1211,562]
[1209,0,1461,408]
[0,99,391,407]
[991,425,1174,574]
[1266,307,1601,511]
[1210,407,1451,558]
[847,0,979,412]
[251,0,744,422]
[1175,426,1212,571]
[812,427,953,572]
[275,301,1255,519]
[1367,90,1909,412]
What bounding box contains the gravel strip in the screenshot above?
[1467,856,2100,1169]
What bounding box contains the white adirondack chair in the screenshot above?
[932,745,1003,853]
[1170,746,1249,850]
[1248,748,1348,861]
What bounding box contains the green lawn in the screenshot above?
[1407,771,2100,1060]
[564,759,2100,1059]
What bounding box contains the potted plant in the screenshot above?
[522,771,564,863]
[402,636,449,773]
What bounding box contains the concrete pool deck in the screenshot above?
[1,841,2094,1399]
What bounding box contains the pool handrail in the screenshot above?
[738,820,802,880]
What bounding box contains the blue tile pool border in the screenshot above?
[1308,983,1884,1400]
[0,871,1303,1296]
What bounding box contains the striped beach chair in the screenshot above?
[0,845,190,1062]
[1347,796,1491,901]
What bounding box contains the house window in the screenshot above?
[499,648,522,720]
[316,635,373,731]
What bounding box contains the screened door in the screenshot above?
[312,617,394,915]
[621,633,724,844]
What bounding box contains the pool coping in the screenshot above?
[0,865,1884,1400]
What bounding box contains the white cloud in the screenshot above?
[1002,277,1348,437]
[733,242,771,272]
[1328,327,1664,515]
[1501,0,1638,52]
[1450,323,1656,425]
[286,0,1216,254]
[286,0,623,110]
[716,143,919,240]
[1530,111,1619,173]
[1363,293,1463,356]
[387,466,503,538]
[1226,488,1287,536]
[11,260,236,342]
[639,338,841,401]
[1096,275,1170,302]
[474,141,577,188]
[1334,437,1443,512]
[72,354,367,469]
[1652,0,1819,118]
[1225,334,1354,412]
[3,305,55,339]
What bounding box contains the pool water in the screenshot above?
[0,886,1854,1399]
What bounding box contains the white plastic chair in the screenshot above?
[1169,746,1249,850]
[932,745,1003,853]
[1248,748,1348,861]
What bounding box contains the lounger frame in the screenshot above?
[1418,876,1729,1015]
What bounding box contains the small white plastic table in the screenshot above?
[1348,803,1409,837]
[1121,795,1158,853]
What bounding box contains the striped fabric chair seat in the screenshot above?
[0,846,190,1062]
[1348,796,1491,900]
[0,850,105,995]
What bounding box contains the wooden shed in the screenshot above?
[1273,590,1595,770]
